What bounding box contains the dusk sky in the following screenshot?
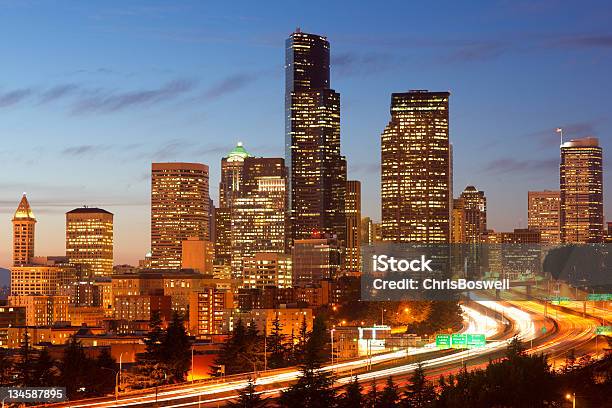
[1,0,611,268]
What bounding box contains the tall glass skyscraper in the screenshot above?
[381,90,451,243]
[285,29,347,244]
[560,137,603,243]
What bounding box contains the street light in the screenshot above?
[99,366,119,404]
[565,392,576,408]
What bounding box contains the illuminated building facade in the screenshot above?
[527,190,561,244]
[12,194,36,266]
[229,157,288,279]
[188,288,232,337]
[381,90,451,243]
[292,238,341,287]
[451,186,486,243]
[216,143,251,265]
[8,295,69,326]
[151,162,210,269]
[242,253,292,289]
[66,207,114,277]
[344,180,361,273]
[560,137,604,243]
[285,29,347,243]
[181,237,214,273]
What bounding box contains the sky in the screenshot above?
[1,0,611,268]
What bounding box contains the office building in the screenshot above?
[560,137,604,243]
[285,29,347,243]
[527,190,561,244]
[66,207,114,277]
[151,162,210,269]
[292,238,341,287]
[381,90,451,243]
[12,194,36,266]
[451,186,486,243]
[242,253,292,289]
[344,180,361,273]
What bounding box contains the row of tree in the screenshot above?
[215,314,325,376]
[129,311,193,388]
[230,337,612,407]
[0,329,117,399]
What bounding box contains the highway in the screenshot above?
[39,299,603,407]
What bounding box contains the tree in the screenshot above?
[227,377,267,408]
[365,379,379,408]
[94,348,117,394]
[15,328,33,386]
[60,336,90,398]
[404,363,435,407]
[215,319,259,375]
[379,376,400,408]
[278,316,336,408]
[304,316,328,367]
[294,315,309,364]
[143,310,165,361]
[339,376,362,408]
[267,315,287,369]
[0,347,14,385]
[31,348,56,387]
[160,312,192,382]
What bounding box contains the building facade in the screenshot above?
[527,190,561,244]
[381,90,451,243]
[292,238,341,287]
[66,207,114,277]
[12,194,36,266]
[560,137,604,243]
[151,162,210,269]
[344,180,361,273]
[285,29,347,244]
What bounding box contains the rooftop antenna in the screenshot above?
[556,128,563,146]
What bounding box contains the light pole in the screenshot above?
[191,345,195,382]
[118,352,123,392]
[330,328,335,369]
[565,392,576,408]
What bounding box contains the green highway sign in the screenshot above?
[587,294,612,301]
[436,334,451,348]
[451,334,467,348]
[466,334,486,348]
[595,326,612,336]
[437,333,487,349]
[549,296,570,305]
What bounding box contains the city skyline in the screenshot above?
[2,1,612,267]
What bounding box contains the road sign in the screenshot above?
[436,334,451,348]
[595,326,612,336]
[587,294,612,301]
[451,334,467,348]
[549,296,570,305]
[541,326,547,334]
[466,334,486,348]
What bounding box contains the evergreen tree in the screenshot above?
[160,312,192,382]
[339,376,362,408]
[60,336,90,398]
[95,348,117,394]
[379,376,400,408]
[32,348,56,386]
[227,377,267,408]
[365,379,379,408]
[294,315,309,364]
[278,316,336,408]
[143,310,164,361]
[215,319,258,375]
[15,328,33,386]
[404,363,435,408]
[0,347,14,385]
[267,315,287,369]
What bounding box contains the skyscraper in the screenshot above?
[527,190,561,244]
[451,186,487,244]
[151,163,210,269]
[12,194,36,266]
[381,90,451,243]
[231,157,288,279]
[560,137,603,243]
[216,143,251,266]
[66,207,114,277]
[344,180,361,273]
[285,29,347,244]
